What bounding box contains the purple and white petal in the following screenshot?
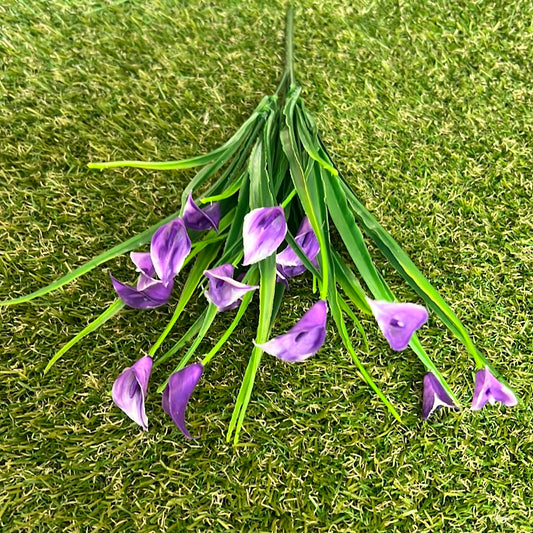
[471,367,518,410]
[183,193,221,232]
[256,300,327,362]
[111,274,174,309]
[368,299,428,351]
[242,207,287,265]
[112,356,153,431]
[150,218,191,284]
[422,372,459,420]
[276,216,320,271]
[203,264,258,311]
[162,363,204,439]
[130,252,156,278]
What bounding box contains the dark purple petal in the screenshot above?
[112,356,153,431]
[471,367,518,410]
[150,218,191,284]
[256,300,327,362]
[242,207,287,265]
[422,372,459,420]
[368,299,428,351]
[204,264,258,311]
[183,193,221,232]
[111,274,174,309]
[162,363,203,439]
[276,216,320,273]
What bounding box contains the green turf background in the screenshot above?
[1,1,531,531]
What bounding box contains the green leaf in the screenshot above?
[153,309,207,368]
[227,254,277,444]
[156,303,219,394]
[44,299,124,373]
[88,96,271,171]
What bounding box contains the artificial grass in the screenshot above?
[1,0,532,531]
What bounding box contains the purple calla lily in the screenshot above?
[204,264,258,311]
[276,216,320,278]
[151,217,191,285]
[368,299,428,351]
[471,367,518,410]
[111,274,174,309]
[422,372,459,419]
[242,206,287,265]
[183,192,221,232]
[162,363,204,439]
[256,300,327,362]
[112,356,153,431]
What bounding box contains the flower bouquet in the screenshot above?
[1,8,517,443]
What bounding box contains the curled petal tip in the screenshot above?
[183,193,220,232]
[112,356,153,430]
[422,372,459,420]
[257,300,327,362]
[368,299,428,351]
[243,207,287,265]
[130,252,156,278]
[471,367,518,411]
[162,363,204,439]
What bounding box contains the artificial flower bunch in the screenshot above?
[1,9,517,442]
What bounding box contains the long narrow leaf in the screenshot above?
[149,241,221,356]
[44,299,124,373]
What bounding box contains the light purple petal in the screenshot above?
[471,367,518,410]
[368,299,428,351]
[111,274,174,309]
[130,252,156,278]
[112,356,153,431]
[162,363,203,439]
[204,264,258,311]
[256,300,327,362]
[242,207,287,265]
[422,372,459,420]
[136,273,159,291]
[150,218,191,284]
[183,193,221,232]
[276,216,320,271]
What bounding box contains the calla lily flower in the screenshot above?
[242,206,287,265]
[422,372,459,419]
[256,300,327,362]
[151,217,191,285]
[276,216,320,278]
[162,363,204,439]
[204,264,258,311]
[183,192,221,232]
[368,299,428,351]
[471,367,518,410]
[112,356,153,431]
[110,274,175,309]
